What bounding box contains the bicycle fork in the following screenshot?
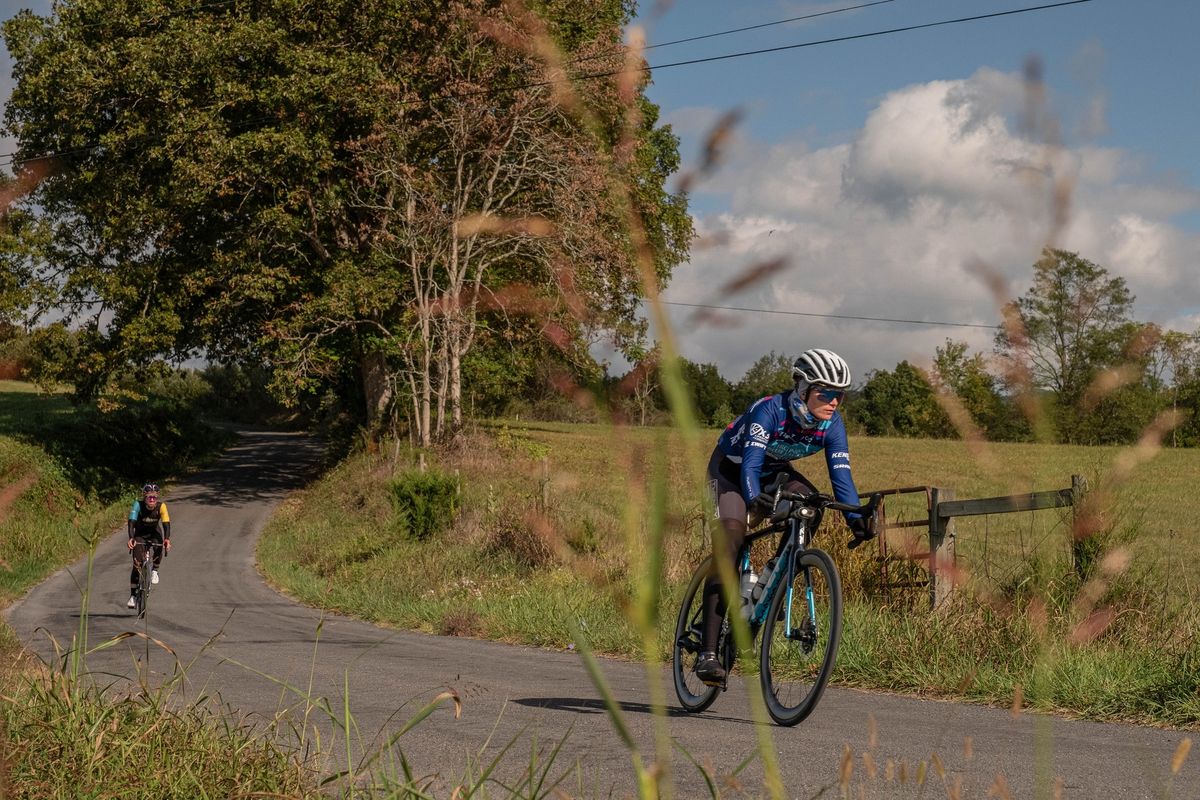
[784,560,819,652]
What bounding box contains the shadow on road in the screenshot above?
[165,431,326,508]
[512,696,755,726]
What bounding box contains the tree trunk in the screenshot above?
[435,333,449,437]
[360,349,393,436]
[446,309,464,429]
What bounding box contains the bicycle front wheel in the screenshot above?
[136,559,152,618]
[759,548,842,726]
[672,557,721,713]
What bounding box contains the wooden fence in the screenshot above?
[868,475,1087,608]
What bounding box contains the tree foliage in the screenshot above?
[850,361,953,439]
[731,350,792,412]
[932,339,1027,441]
[1,0,691,441]
[679,358,732,426]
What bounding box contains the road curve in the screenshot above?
[6,431,1196,798]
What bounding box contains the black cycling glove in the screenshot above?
[846,516,875,549]
[751,493,775,515]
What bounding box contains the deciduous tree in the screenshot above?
[996,248,1139,442]
[679,358,732,425]
[2,0,691,441]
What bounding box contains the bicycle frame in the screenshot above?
[741,504,825,628]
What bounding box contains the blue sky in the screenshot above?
[638,0,1198,209]
[3,0,1198,381]
[624,0,1200,380]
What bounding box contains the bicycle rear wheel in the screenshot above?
[759,548,842,726]
[672,557,723,713]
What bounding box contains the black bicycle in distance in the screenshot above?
[131,540,164,619]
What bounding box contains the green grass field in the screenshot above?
[0,380,74,439]
[259,420,1200,727]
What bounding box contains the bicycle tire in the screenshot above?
[671,556,722,713]
[759,547,842,726]
[136,555,152,618]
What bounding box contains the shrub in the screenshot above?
[389,468,460,540]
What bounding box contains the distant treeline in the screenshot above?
[609,249,1200,447]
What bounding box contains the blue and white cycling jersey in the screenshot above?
[715,392,861,520]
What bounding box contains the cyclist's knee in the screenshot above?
[712,517,746,561]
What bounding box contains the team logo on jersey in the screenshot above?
[749,423,768,442]
[831,451,849,460]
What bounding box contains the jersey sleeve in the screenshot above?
[159,503,170,524]
[823,414,862,522]
[739,398,779,504]
[128,501,140,521]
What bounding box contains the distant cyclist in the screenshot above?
[695,348,872,686]
[126,483,172,609]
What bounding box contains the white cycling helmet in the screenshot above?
[791,348,852,389]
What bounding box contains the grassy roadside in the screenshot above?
[0,383,326,798]
[259,421,1200,728]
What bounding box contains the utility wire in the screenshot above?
[643,0,897,52]
[570,0,897,65]
[0,0,1094,167]
[529,0,1094,89]
[660,300,999,330]
[381,0,1093,108]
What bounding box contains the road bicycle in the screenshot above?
[672,488,880,726]
[131,539,164,618]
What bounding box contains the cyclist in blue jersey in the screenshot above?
[695,348,873,686]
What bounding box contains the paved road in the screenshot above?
[6,431,1197,798]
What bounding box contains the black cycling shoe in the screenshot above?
[694,651,726,686]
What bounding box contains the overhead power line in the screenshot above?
[660,300,999,330]
[570,0,897,65]
[565,0,1093,81]
[643,0,897,52]
[0,0,1094,168]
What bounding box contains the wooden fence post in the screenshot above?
[928,487,956,609]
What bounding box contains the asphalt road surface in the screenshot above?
[6,431,1197,798]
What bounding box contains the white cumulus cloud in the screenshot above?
[659,68,1200,384]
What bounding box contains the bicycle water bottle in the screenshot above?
[739,568,758,619]
[752,558,777,604]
